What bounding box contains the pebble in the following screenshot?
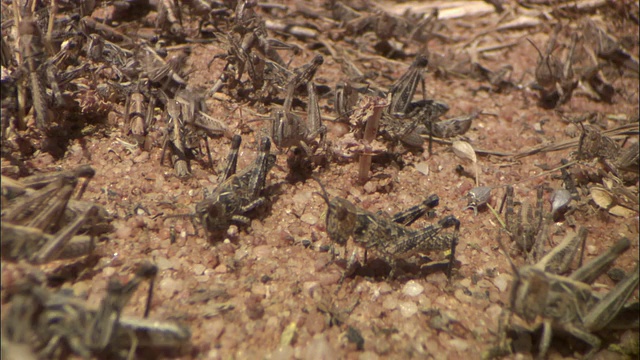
[402,280,424,297]
[382,296,397,310]
[301,213,318,225]
[398,301,418,318]
[414,162,430,176]
[378,283,393,295]
[449,338,469,351]
[133,151,150,163]
[156,256,173,271]
[159,277,183,296]
[271,345,294,360]
[454,289,472,304]
[204,318,225,340]
[193,264,205,275]
[304,335,337,360]
[492,274,510,292]
[359,351,381,360]
[363,181,377,194]
[103,267,116,277]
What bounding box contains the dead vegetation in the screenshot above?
[1,0,638,359]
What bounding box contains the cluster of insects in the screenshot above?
[1,0,637,359]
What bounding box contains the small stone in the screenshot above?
[193,264,205,275]
[492,274,509,292]
[449,338,469,351]
[363,181,377,194]
[271,345,294,360]
[159,277,183,296]
[301,213,318,225]
[382,296,397,310]
[204,318,225,340]
[103,267,116,277]
[398,301,418,318]
[415,162,430,176]
[133,151,150,163]
[402,280,424,297]
[454,289,472,303]
[155,257,173,271]
[378,283,393,295]
[304,335,337,360]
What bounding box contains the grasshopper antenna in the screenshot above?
[310,176,331,205]
[496,229,519,278]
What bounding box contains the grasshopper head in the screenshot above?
[311,177,356,246]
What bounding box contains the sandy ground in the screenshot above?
[1,1,639,359]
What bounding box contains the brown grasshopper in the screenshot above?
[527,25,578,109]
[503,185,545,256]
[378,55,451,152]
[576,123,639,179]
[16,14,50,131]
[160,99,191,177]
[2,262,190,359]
[160,90,228,176]
[1,165,110,264]
[193,135,276,238]
[123,82,156,148]
[313,178,460,281]
[485,234,639,359]
[176,89,228,164]
[271,81,326,154]
[282,55,324,113]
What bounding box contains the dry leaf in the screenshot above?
[452,140,478,186]
[608,205,636,218]
[452,141,477,163]
[590,187,614,209]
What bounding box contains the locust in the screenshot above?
[193,135,276,238]
[378,54,452,152]
[484,233,639,359]
[503,185,546,256]
[313,178,460,281]
[160,99,191,177]
[527,25,578,109]
[123,83,156,148]
[576,123,639,178]
[1,166,110,264]
[271,81,326,154]
[1,262,190,359]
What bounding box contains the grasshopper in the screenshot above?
[378,55,451,152]
[576,123,639,179]
[503,185,545,256]
[485,234,639,359]
[282,55,324,113]
[160,99,191,177]
[15,9,49,131]
[160,91,228,176]
[271,81,326,154]
[313,178,460,281]
[527,25,578,109]
[193,135,276,238]
[123,82,156,148]
[1,166,110,264]
[2,262,190,359]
